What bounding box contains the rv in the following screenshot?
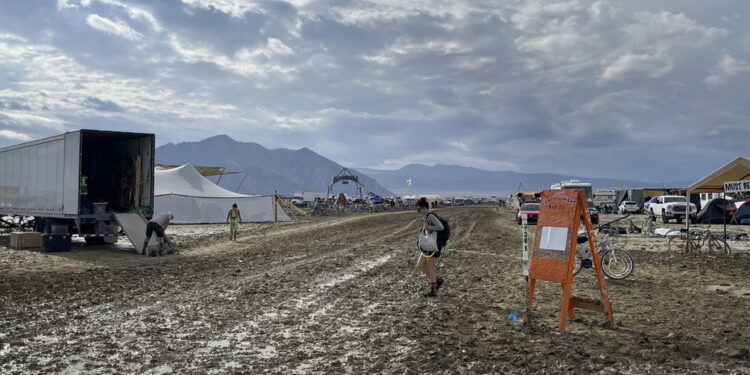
[550,179,593,200]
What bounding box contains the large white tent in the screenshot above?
[154,164,290,224]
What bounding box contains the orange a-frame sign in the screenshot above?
[524,189,616,331]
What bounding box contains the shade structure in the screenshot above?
[688,157,750,194]
[684,157,750,251]
[154,164,290,224]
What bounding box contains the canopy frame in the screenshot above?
[685,157,750,253]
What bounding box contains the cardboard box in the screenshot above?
[10,232,42,249]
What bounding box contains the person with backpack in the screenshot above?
[416,197,450,297]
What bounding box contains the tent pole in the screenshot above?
[235,173,248,192]
[685,191,691,253]
[216,167,226,185]
[724,197,728,253]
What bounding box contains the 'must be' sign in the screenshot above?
[724,180,750,194]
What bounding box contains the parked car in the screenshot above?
[643,197,657,211]
[649,195,697,223]
[367,194,384,204]
[517,203,540,225]
[619,201,640,214]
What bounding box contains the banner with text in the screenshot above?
[724,180,750,194]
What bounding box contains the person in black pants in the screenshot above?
[143,212,173,256]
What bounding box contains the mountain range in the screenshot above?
[358,164,677,195]
[157,135,687,198]
[155,135,393,196]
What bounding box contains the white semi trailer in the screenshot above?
[0,129,155,245]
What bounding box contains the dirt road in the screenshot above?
[1,206,749,374]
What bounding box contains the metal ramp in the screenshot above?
[112,213,159,255]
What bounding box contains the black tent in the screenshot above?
[696,198,737,224]
[735,200,750,225]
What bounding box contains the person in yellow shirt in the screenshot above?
[227,203,242,241]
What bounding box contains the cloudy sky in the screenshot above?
[0,0,748,183]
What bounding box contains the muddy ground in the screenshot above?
[1,206,749,374]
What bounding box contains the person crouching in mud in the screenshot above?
[143,212,173,256]
[416,197,445,297]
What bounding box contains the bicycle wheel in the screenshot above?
[667,235,688,253]
[708,238,731,255]
[600,249,634,279]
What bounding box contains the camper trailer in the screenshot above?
[0,130,155,244]
[550,180,593,200]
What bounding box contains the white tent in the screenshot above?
[154,164,290,224]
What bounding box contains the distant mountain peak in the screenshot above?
[203,134,236,143]
[156,136,393,196]
[363,164,657,194]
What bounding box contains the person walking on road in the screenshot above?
[416,197,446,297]
[143,212,173,256]
[227,203,242,241]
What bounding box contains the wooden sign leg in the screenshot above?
[592,269,616,328]
[581,191,617,329]
[559,282,572,331]
[567,296,576,320]
[524,278,536,325]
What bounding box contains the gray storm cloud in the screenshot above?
[0,0,747,183]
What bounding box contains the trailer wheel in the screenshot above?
[33,218,46,233]
[85,237,106,246]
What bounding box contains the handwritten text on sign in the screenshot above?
[724,180,750,194]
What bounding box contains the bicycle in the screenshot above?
[667,226,731,255]
[641,215,656,237]
[573,233,635,279]
[627,219,642,234]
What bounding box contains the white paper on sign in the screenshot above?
[539,227,568,251]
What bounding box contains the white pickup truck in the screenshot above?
[649,195,697,224]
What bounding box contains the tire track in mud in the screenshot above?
[107,213,419,313]
[1,211,426,374]
[457,220,477,242]
[182,250,401,369]
[1,207,495,374]
[263,209,486,372]
[164,212,439,371]
[157,213,425,371]
[392,218,419,235]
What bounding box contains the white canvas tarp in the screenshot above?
[154,164,290,224]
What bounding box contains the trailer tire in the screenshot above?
[85,237,106,246]
[33,218,46,233]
